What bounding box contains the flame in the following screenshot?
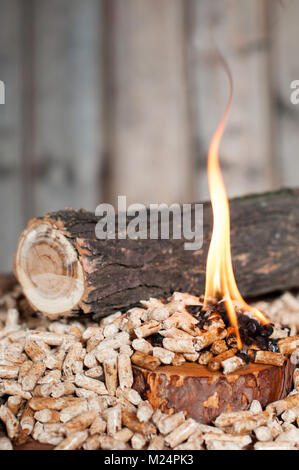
[203,60,268,349]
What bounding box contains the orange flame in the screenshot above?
[203,60,268,349]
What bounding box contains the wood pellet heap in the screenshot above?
[0,282,299,450]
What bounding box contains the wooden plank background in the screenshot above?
[0,0,299,270]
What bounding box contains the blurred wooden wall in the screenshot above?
[0,0,299,270]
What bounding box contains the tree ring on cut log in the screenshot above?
[14,222,84,317]
[132,359,295,424]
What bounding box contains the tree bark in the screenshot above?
[14,188,299,318]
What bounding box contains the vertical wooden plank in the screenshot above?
[187,0,273,200]
[105,0,193,206]
[270,0,299,188]
[0,0,23,270]
[34,0,103,214]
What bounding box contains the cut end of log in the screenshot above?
[132,359,295,424]
[14,222,85,317]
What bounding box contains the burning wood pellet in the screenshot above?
[195,328,227,352]
[210,339,227,355]
[208,348,237,372]
[203,312,226,331]
[226,327,237,348]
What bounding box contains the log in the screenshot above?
[14,188,299,318]
[132,359,295,424]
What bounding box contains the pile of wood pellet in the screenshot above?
[0,285,299,450]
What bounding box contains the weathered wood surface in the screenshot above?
[14,188,299,318]
[33,0,103,215]
[2,0,299,273]
[0,0,24,271]
[186,0,273,201]
[132,359,295,424]
[104,0,193,206]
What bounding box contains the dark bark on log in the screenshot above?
[132,359,295,424]
[14,188,299,318]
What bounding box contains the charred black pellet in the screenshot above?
[256,336,268,351]
[150,333,164,346]
[242,335,254,346]
[268,339,279,353]
[217,304,227,315]
[227,333,237,347]
[196,320,205,329]
[258,324,273,338]
[246,320,259,336]
[239,327,248,337]
[236,351,250,364]
[237,314,250,328]
[186,305,203,315]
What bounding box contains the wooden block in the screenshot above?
[132,359,295,424]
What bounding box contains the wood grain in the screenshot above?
[14,188,299,318]
[104,0,193,206]
[132,359,295,424]
[0,0,24,271]
[186,0,273,200]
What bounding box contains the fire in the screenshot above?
[203,63,268,349]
